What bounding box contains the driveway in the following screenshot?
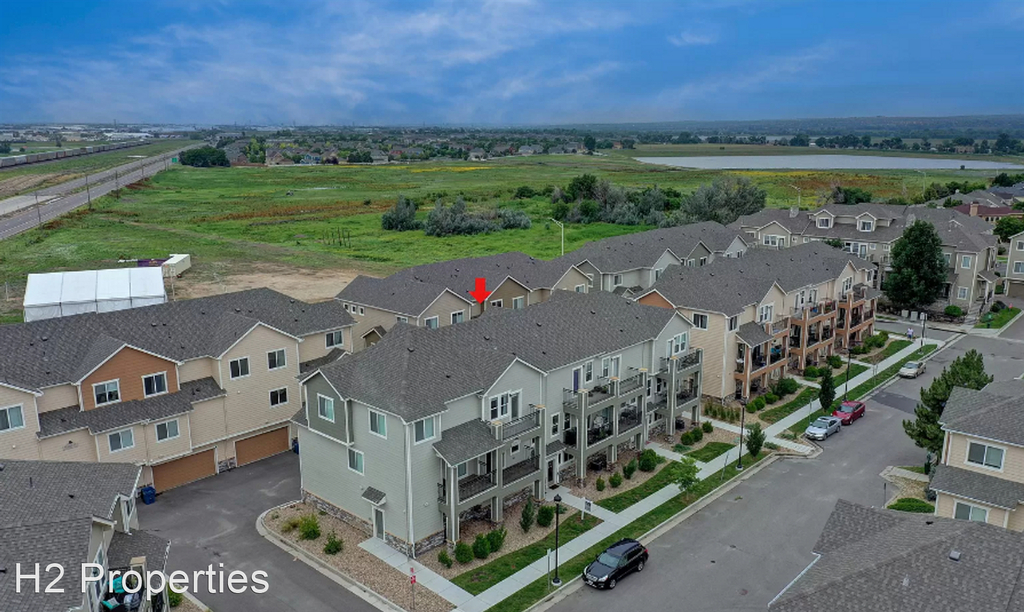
[138,452,379,612]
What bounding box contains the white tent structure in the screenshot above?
[23,267,167,322]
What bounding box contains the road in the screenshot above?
[0,143,200,240]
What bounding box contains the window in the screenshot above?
[490,299,503,308]
[425,316,439,329]
[369,410,387,438]
[1016,240,1024,251]
[229,357,250,379]
[512,296,525,309]
[267,348,287,370]
[883,243,890,251]
[954,501,988,523]
[317,394,335,422]
[859,220,873,232]
[270,387,288,407]
[396,315,409,323]
[584,361,594,383]
[817,217,831,228]
[699,257,708,266]
[943,253,951,266]
[961,255,972,269]
[325,330,344,348]
[669,332,687,355]
[870,243,876,250]
[143,373,167,397]
[156,419,179,442]
[803,237,810,243]
[728,316,738,332]
[359,306,365,316]
[414,417,435,443]
[1014,262,1024,275]
[585,274,594,288]
[601,357,610,378]
[348,448,364,474]
[608,356,621,378]
[842,277,853,294]
[692,313,708,330]
[957,286,969,300]
[94,380,121,406]
[510,439,520,454]
[762,235,783,247]
[967,441,1004,470]
[451,311,465,324]
[108,428,134,453]
[457,462,468,478]
[758,303,774,323]
[654,268,664,281]
[551,413,560,436]
[344,304,350,311]
[0,405,25,432]
[575,284,586,293]
[687,259,696,266]
[613,274,623,287]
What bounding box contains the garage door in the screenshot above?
[236,427,290,467]
[1008,281,1024,300]
[153,449,216,492]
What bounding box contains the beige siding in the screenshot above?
[146,416,194,463]
[38,428,98,462]
[935,492,1007,527]
[299,328,350,362]
[350,305,405,350]
[947,433,1024,483]
[96,424,148,464]
[37,384,80,413]
[420,292,474,326]
[552,267,590,294]
[1007,504,1024,531]
[179,358,216,384]
[757,221,792,247]
[187,397,229,449]
[575,261,601,290]
[0,385,40,460]
[486,278,530,312]
[687,311,730,399]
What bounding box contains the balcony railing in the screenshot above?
[458,471,497,502]
[500,411,540,441]
[793,300,837,319]
[822,328,834,340]
[563,388,579,410]
[587,424,613,446]
[503,454,540,485]
[790,335,802,349]
[770,348,785,364]
[619,374,643,395]
[618,410,642,432]
[770,317,790,335]
[677,348,701,370]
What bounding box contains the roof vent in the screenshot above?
[901,575,910,587]
[0,463,4,471]
[407,347,415,352]
[926,520,934,525]
[41,336,48,341]
[949,550,962,562]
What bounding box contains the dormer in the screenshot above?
[814,210,834,229]
[856,212,876,232]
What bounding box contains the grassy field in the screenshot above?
[607,143,1024,163]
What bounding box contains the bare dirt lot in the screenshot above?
[173,263,365,302]
[0,173,63,198]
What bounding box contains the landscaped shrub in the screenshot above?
[323,531,343,555]
[803,365,820,378]
[520,497,535,532]
[610,472,623,488]
[943,304,963,317]
[281,516,302,533]
[702,421,713,434]
[472,534,491,560]
[168,591,183,608]
[765,393,779,404]
[850,344,869,355]
[877,330,889,341]
[888,497,935,513]
[638,449,659,472]
[827,355,842,369]
[996,284,1005,294]
[623,459,638,480]
[991,300,1007,313]
[487,526,507,553]
[298,514,321,541]
[691,427,704,442]
[680,431,694,445]
[595,476,606,491]
[748,396,766,412]
[536,505,555,528]
[777,378,800,395]
[438,549,453,568]
[454,541,473,564]
[746,402,758,414]
[381,196,422,231]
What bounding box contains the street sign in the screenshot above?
[171,157,178,163]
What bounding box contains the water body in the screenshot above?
[634,154,1023,171]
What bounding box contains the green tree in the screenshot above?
[817,367,836,413]
[565,174,598,202]
[823,238,844,249]
[584,134,596,152]
[745,422,766,458]
[0,142,10,154]
[883,221,946,310]
[179,146,229,167]
[674,457,700,497]
[903,349,992,455]
[682,176,767,225]
[994,216,1024,243]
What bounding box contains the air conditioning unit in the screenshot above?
[628,440,637,451]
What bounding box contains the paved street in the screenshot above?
[138,452,378,612]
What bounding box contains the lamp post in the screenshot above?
[736,397,746,471]
[843,341,858,401]
[788,184,802,208]
[551,494,563,586]
[914,169,926,198]
[550,219,565,257]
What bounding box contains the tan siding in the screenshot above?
[1007,504,1024,531]
[350,305,404,351]
[0,386,39,460]
[683,310,729,399]
[81,347,179,411]
[38,428,98,462]
[96,424,148,464]
[178,358,215,383]
[552,267,590,293]
[486,278,530,312]
[299,328,350,362]
[188,397,229,448]
[145,416,193,463]
[937,489,1010,528]
[421,292,474,326]
[947,433,1024,484]
[37,384,80,413]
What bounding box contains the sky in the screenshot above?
[1,0,1022,126]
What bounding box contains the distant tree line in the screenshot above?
[180,146,229,168]
[380,196,531,237]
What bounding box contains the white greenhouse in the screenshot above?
[23,267,167,322]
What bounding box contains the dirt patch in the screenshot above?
[888,475,928,501]
[174,262,367,302]
[0,173,65,198]
[265,503,454,612]
[173,595,208,612]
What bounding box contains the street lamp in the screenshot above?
[551,494,563,586]
[788,184,802,208]
[550,219,565,257]
[843,341,859,400]
[736,397,747,471]
[913,169,926,198]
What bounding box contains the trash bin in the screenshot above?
[292,438,300,454]
[141,486,156,505]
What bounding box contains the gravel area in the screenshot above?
[264,503,454,612]
[889,475,928,501]
[567,448,673,501]
[172,596,208,612]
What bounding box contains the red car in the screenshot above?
[833,400,866,425]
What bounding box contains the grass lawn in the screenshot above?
[975,307,1021,329]
[887,498,935,513]
[865,339,912,363]
[598,461,685,513]
[687,441,734,462]
[451,512,600,595]
[487,452,770,612]
[899,465,927,474]
[760,387,818,424]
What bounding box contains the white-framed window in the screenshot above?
[728,316,738,331]
[957,286,969,300]
[859,220,873,232]
[369,409,387,438]
[943,253,952,266]
[229,357,250,379]
[359,306,365,316]
[601,357,610,378]
[966,441,1004,470]
[870,243,876,250]
[961,255,972,269]
[699,257,708,266]
[1016,240,1024,251]
[451,311,465,324]
[654,268,664,281]
[270,387,288,407]
[575,284,586,293]
[108,428,134,453]
[143,372,168,397]
[668,332,687,356]
[93,380,121,406]
[488,390,520,420]
[817,217,831,228]
[317,394,335,422]
[584,361,594,383]
[424,316,439,329]
[803,237,810,243]
[551,412,560,436]
[883,243,890,251]
[414,417,435,443]
[762,235,784,247]
[954,501,988,523]
[397,315,409,323]
[687,258,696,266]
[605,356,620,378]
[267,348,287,370]
[613,274,623,287]
[156,419,179,442]
[585,273,594,288]
[0,405,25,432]
[842,277,853,294]
[512,296,525,309]
[1014,262,1024,274]
[759,303,774,323]
[348,448,364,474]
[457,462,468,478]
[692,313,708,330]
[490,299,503,308]
[326,330,344,348]
[343,304,350,311]
[510,439,521,454]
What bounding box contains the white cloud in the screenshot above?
[668,29,718,46]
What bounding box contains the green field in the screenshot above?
[607,142,1024,163]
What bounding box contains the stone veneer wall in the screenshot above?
[218,457,237,472]
[302,491,372,536]
[502,486,532,509]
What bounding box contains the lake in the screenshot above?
[633,154,1024,171]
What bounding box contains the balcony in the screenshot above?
[649,390,667,409]
[790,335,802,349]
[563,428,578,447]
[588,384,614,405]
[503,454,540,485]
[618,409,642,433]
[618,374,643,395]
[677,348,702,370]
[563,388,580,410]
[587,423,613,446]
[770,317,790,335]
[500,411,540,441]
[458,471,497,503]
[769,347,785,364]
[793,300,837,321]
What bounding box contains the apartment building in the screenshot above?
[1005,229,1024,299]
[0,288,355,492]
[636,242,877,401]
[0,460,169,612]
[733,204,998,314]
[294,291,700,554]
[931,380,1024,530]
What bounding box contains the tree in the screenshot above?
[789,134,810,147]
[883,221,946,310]
[682,176,767,225]
[991,172,1024,188]
[831,186,872,205]
[674,457,700,497]
[381,196,422,231]
[903,349,992,455]
[818,367,836,413]
[179,146,229,167]
[565,174,598,202]
[824,238,844,249]
[745,422,766,458]
[994,216,1024,243]
[583,135,596,152]
[519,497,535,532]
[0,142,10,154]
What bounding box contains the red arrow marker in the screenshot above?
[469,278,492,304]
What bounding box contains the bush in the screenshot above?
[777,378,800,395]
[472,534,491,560]
[180,146,229,168]
[991,300,1007,313]
[281,517,302,533]
[827,355,842,369]
[381,196,422,231]
[623,459,638,480]
[996,284,1005,294]
[323,531,343,555]
[168,591,183,608]
[638,449,659,472]
[487,526,507,553]
[804,365,820,378]
[748,397,766,412]
[610,472,623,488]
[888,497,935,513]
[765,393,779,404]
[745,423,766,458]
[514,185,536,199]
[944,305,964,317]
[536,505,555,528]
[298,514,321,541]
[692,426,704,442]
[520,497,535,532]
[595,476,606,491]
[702,421,713,434]
[454,541,473,564]
[680,431,694,445]
[438,549,453,568]
[877,330,889,341]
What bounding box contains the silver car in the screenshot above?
[805,416,842,440]
[898,361,926,378]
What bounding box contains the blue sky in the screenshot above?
[2,0,1022,125]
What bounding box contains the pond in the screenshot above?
[633,154,1024,170]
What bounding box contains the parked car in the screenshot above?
[805,416,842,440]
[583,538,648,590]
[898,361,926,378]
[832,400,866,425]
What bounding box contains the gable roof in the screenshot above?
[939,380,1024,446]
[562,223,731,273]
[336,275,471,317]
[930,463,1024,509]
[389,251,579,293]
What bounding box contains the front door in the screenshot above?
[573,368,581,392]
[374,508,385,540]
[547,459,556,484]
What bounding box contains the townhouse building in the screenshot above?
[0,460,170,612]
[930,380,1024,531]
[733,205,998,314]
[294,291,701,554]
[0,288,355,492]
[1005,229,1024,300]
[637,242,878,401]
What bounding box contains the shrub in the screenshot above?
[281,517,302,533]
[438,549,453,568]
[638,449,659,472]
[702,421,713,434]
[944,305,964,317]
[472,534,491,560]
[991,300,1007,313]
[778,377,800,395]
[514,185,536,199]
[765,393,779,404]
[180,146,229,167]
[804,365,820,378]
[692,427,704,442]
[298,514,321,541]
[746,402,758,414]
[827,355,842,369]
[764,441,780,451]
[680,431,694,445]
[623,459,638,480]
[610,472,623,488]
[487,526,507,553]
[748,396,766,412]
[454,541,473,564]
[536,505,555,527]
[323,531,343,555]
[996,284,1005,294]
[168,591,183,607]
[595,477,606,492]
[888,497,935,513]
[520,497,535,532]
[877,330,890,341]
[381,196,422,231]
[745,423,766,458]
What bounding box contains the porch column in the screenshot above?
[667,359,678,436]
[449,464,458,542]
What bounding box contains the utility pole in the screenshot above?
[550,219,565,256]
[85,172,92,209]
[34,191,42,227]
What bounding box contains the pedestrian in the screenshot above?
[907,327,914,340]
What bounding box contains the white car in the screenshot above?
[898,361,926,378]
[805,416,842,441]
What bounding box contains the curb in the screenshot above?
[256,502,408,612]
[181,588,212,611]
[858,339,950,404]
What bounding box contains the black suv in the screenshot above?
[582,538,648,589]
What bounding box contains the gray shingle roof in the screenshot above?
[390,251,581,294]
[0,460,140,529]
[736,322,773,347]
[940,381,1024,446]
[336,275,468,317]
[433,419,504,465]
[770,499,1024,612]
[300,348,345,374]
[361,486,387,505]
[930,463,1024,509]
[562,223,719,273]
[108,529,170,571]
[0,517,94,612]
